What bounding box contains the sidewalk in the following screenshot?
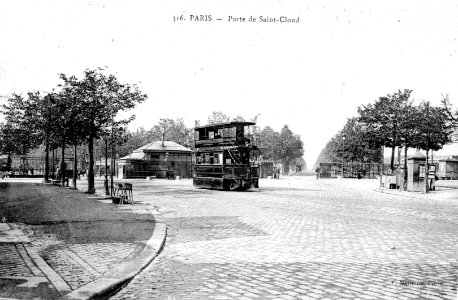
[0,180,166,300]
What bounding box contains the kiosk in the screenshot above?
[407,152,426,192]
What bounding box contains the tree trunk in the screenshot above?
[403,145,408,190]
[424,150,429,194]
[87,135,95,194]
[52,149,55,178]
[283,159,289,175]
[99,152,102,177]
[61,142,66,187]
[73,144,78,190]
[104,138,109,196]
[44,139,50,182]
[111,138,115,195]
[390,146,395,172]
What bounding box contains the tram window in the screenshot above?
[195,131,199,140]
[229,127,236,137]
[213,153,223,164]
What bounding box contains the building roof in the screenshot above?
[136,141,192,152]
[119,152,146,160]
[120,141,192,159]
[408,151,426,160]
[438,156,458,162]
[119,141,192,160]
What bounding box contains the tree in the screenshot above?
[56,81,91,189]
[116,127,152,158]
[25,91,65,183]
[358,89,413,171]
[1,93,40,156]
[152,118,194,148]
[255,126,280,162]
[0,123,28,158]
[1,92,67,182]
[397,101,420,188]
[47,90,76,186]
[441,94,458,128]
[413,101,452,193]
[277,125,304,174]
[36,93,60,182]
[207,111,230,125]
[318,118,383,169]
[232,115,246,122]
[441,94,458,141]
[61,69,147,194]
[340,118,383,163]
[313,147,332,170]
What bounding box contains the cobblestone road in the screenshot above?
[111,178,457,300]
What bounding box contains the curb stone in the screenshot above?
[25,244,73,296]
[59,204,167,300]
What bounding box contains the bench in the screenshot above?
[114,182,133,205]
[52,178,69,187]
[166,170,175,180]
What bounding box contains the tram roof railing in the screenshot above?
[194,121,256,130]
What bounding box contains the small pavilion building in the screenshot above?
[438,156,458,179]
[117,141,192,179]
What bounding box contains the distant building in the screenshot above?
[117,141,192,179]
[438,156,458,179]
[0,154,74,177]
[260,161,274,178]
[288,157,307,174]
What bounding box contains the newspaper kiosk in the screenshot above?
[407,151,436,192]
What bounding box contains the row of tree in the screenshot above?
[120,111,305,174]
[0,68,147,193]
[1,70,305,192]
[316,89,456,192]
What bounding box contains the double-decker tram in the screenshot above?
[193,121,259,190]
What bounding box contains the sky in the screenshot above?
[1,0,457,168]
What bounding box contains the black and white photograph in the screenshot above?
[0,1,457,299]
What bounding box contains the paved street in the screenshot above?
[109,177,458,300]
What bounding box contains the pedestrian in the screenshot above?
[315,167,320,179]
